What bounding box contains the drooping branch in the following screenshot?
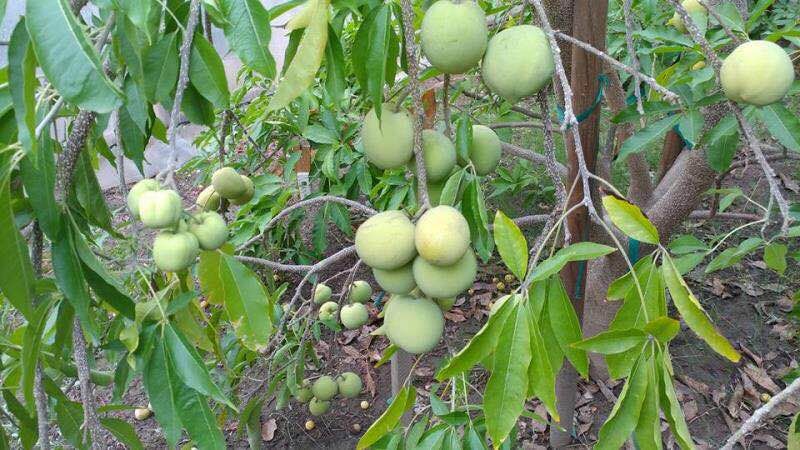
[488,121,543,130]
[721,376,800,450]
[500,142,568,177]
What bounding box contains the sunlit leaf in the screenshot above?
[493,210,528,280]
[602,195,659,244]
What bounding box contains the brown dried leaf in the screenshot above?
[444,310,467,323]
[727,383,744,417]
[742,364,781,394]
[683,400,698,421]
[678,375,711,396]
[342,345,363,360]
[753,434,785,448]
[261,418,277,441]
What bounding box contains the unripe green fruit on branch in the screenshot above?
[420,129,457,183]
[482,25,554,102]
[362,104,414,170]
[413,249,477,298]
[373,263,416,295]
[153,230,199,272]
[187,212,228,250]
[721,40,795,106]
[314,283,332,305]
[139,189,183,229]
[415,205,471,266]
[318,301,339,321]
[420,0,487,74]
[312,375,338,401]
[667,0,705,33]
[296,380,313,403]
[336,372,363,398]
[212,167,247,199]
[230,175,254,205]
[195,185,220,211]
[309,398,330,416]
[468,125,501,176]
[355,210,417,270]
[340,303,369,329]
[127,179,160,219]
[383,295,444,354]
[348,280,372,304]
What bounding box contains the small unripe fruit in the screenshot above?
[360,400,370,410]
[420,0,487,74]
[415,206,470,266]
[352,423,362,433]
[419,130,456,183]
[296,381,314,403]
[309,398,330,416]
[314,284,332,305]
[362,105,414,170]
[127,179,160,219]
[482,25,554,102]
[504,274,514,283]
[355,211,417,270]
[373,263,416,295]
[336,372,363,398]
[230,175,254,205]
[305,419,316,430]
[468,125,501,176]
[340,303,369,329]
[312,376,338,401]
[212,167,247,199]
[667,0,706,33]
[139,190,183,229]
[153,231,199,272]
[383,295,444,354]
[134,407,152,420]
[348,280,372,304]
[413,250,477,298]
[496,282,505,291]
[721,40,795,106]
[318,301,339,322]
[187,212,228,250]
[195,185,220,211]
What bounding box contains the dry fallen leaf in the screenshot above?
[753,434,785,448]
[261,418,277,441]
[727,383,744,417]
[678,375,711,396]
[742,364,781,395]
[683,399,698,421]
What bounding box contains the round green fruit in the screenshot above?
[420,0,487,74]
[383,295,444,354]
[355,210,417,270]
[318,301,339,322]
[187,212,228,250]
[312,376,338,401]
[230,175,254,205]
[721,40,795,106]
[152,230,199,272]
[309,398,331,416]
[195,185,220,211]
[436,297,456,311]
[336,372,362,398]
[482,25,554,102]
[415,205,470,266]
[469,125,501,176]
[667,0,706,33]
[348,280,372,304]
[340,303,369,329]
[138,190,183,229]
[211,167,247,199]
[314,283,332,305]
[127,179,160,219]
[420,129,456,183]
[362,104,414,170]
[296,382,314,403]
[413,249,477,298]
[373,263,416,295]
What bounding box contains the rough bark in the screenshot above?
[657,130,685,182]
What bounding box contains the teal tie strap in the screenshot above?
[556,74,609,126]
[628,238,641,263]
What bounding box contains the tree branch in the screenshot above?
[461,89,543,119]
[442,74,453,139]
[500,142,568,177]
[55,111,97,204]
[488,121,543,129]
[721,376,800,450]
[234,255,313,272]
[73,320,104,448]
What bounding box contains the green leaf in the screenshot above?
[602,195,659,244]
[657,351,696,450]
[643,316,680,343]
[493,210,528,280]
[22,298,56,411]
[0,177,35,321]
[530,242,616,282]
[100,417,144,450]
[678,109,703,148]
[618,114,680,160]
[20,132,61,240]
[8,19,38,157]
[705,236,763,273]
[72,151,114,233]
[527,307,557,420]
[357,386,416,450]
[662,254,740,362]
[56,399,86,448]
[572,329,647,354]
[594,352,650,450]
[267,0,329,111]
[485,301,531,447]
[703,114,739,172]
[455,115,472,163]
[25,0,122,113]
[351,4,393,111]
[173,377,226,450]
[118,78,148,173]
[198,251,273,351]
[462,179,494,262]
[758,103,800,152]
[633,357,662,450]
[763,243,788,275]
[143,336,183,448]
[546,277,589,378]
[222,0,276,78]
[789,412,800,450]
[745,0,777,31]
[324,26,346,104]
[438,168,464,207]
[668,235,707,254]
[143,31,179,103]
[189,32,230,108]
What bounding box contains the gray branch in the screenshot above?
[721,376,800,450]
[500,142,568,177]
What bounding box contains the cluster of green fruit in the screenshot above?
[195,166,255,210]
[295,372,363,416]
[127,180,228,272]
[314,280,373,329]
[354,205,478,354]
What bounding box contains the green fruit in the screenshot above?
[413,249,477,298]
[318,301,339,321]
[195,185,221,211]
[355,210,417,270]
[415,206,470,266]
[211,167,247,199]
[296,381,314,403]
[362,104,414,170]
[336,372,362,398]
[420,130,456,183]
[340,303,369,329]
[373,263,416,295]
[314,283,332,305]
[436,297,456,311]
[721,40,795,106]
[153,230,199,272]
[420,0,487,74]
[383,295,444,354]
[309,398,331,416]
[230,175,254,205]
[312,376,338,401]
[469,125,501,176]
[188,212,228,250]
[667,0,706,33]
[482,25,554,102]
[348,280,372,304]
[139,190,183,229]
[127,179,160,219]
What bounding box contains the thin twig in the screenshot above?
[442,74,453,139]
[500,142,568,177]
[721,376,800,450]
[461,90,543,119]
[73,320,104,448]
[488,121,543,129]
[234,255,313,273]
[621,0,645,116]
